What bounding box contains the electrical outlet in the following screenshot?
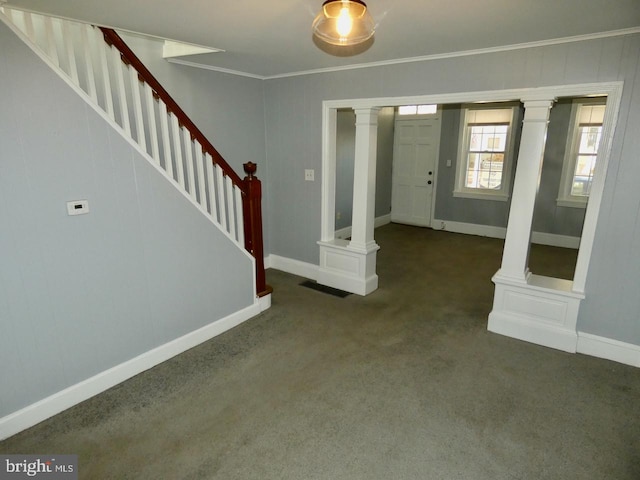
[336,211,341,220]
[305,169,315,181]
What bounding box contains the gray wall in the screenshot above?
[0,22,255,417]
[263,34,640,345]
[334,107,394,231]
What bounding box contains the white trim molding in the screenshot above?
[266,254,319,281]
[317,239,380,296]
[488,274,584,353]
[432,219,581,249]
[577,332,640,367]
[0,302,261,441]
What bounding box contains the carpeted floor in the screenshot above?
[1,223,638,479]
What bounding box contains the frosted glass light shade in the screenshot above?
[312,0,375,46]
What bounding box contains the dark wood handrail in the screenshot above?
[99,27,243,187]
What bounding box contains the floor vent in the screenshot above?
[299,280,351,298]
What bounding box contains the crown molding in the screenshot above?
[169,27,640,80]
[166,58,266,80]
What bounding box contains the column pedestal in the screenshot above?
[317,239,380,296]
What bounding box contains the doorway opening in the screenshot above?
[319,82,622,351]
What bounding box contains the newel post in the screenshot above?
[242,162,272,297]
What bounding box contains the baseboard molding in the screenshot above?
[531,231,581,249]
[334,213,392,240]
[432,219,580,249]
[433,218,506,239]
[0,302,261,441]
[266,254,319,281]
[488,310,579,353]
[577,332,640,367]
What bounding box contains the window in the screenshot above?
[398,104,438,116]
[454,104,519,200]
[557,98,606,208]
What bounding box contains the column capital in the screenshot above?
[520,98,556,109]
[521,99,555,123]
[354,107,382,125]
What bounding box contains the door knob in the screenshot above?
[428,171,433,175]
[428,180,432,185]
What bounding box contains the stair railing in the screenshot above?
[0,7,271,297]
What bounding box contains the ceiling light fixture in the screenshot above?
[312,0,375,46]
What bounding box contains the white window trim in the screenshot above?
[453,103,519,202]
[557,97,607,209]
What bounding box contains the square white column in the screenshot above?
[318,107,381,296]
[349,107,381,252]
[497,99,554,283]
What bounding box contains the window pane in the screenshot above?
[480,153,504,189]
[571,155,596,196]
[578,126,602,154]
[417,104,437,114]
[466,153,480,188]
[469,125,508,152]
[398,105,417,115]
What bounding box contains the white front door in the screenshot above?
[391,113,442,227]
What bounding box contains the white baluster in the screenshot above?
[182,128,197,201]
[205,154,218,221]
[43,16,59,67]
[235,185,245,245]
[170,115,185,188]
[80,24,98,103]
[62,21,79,87]
[143,83,160,164]
[110,46,130,135]
[96,31,115,121]
[128,66,146,150]
[159,104,173,177]
[23,11,36,44]
[216,167,227,230]
[194,144,207,209]
[225,175,236,238]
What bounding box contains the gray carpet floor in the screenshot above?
[2,223,639,479]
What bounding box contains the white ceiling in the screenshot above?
[4,0,640,78]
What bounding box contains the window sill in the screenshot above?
[453,190,509,202]
[557,198,587,209]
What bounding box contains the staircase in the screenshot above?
[0,6,271,299]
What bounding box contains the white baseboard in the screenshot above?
[433,218,506,239]
[266,254,319,281]
[577,332,640,367]
[0,302,261,441]
[488,310,579,353]
[432,219,580,249]
[531,231,581,249]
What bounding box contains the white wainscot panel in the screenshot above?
[488,274,584,353]
[317,239,379,296]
